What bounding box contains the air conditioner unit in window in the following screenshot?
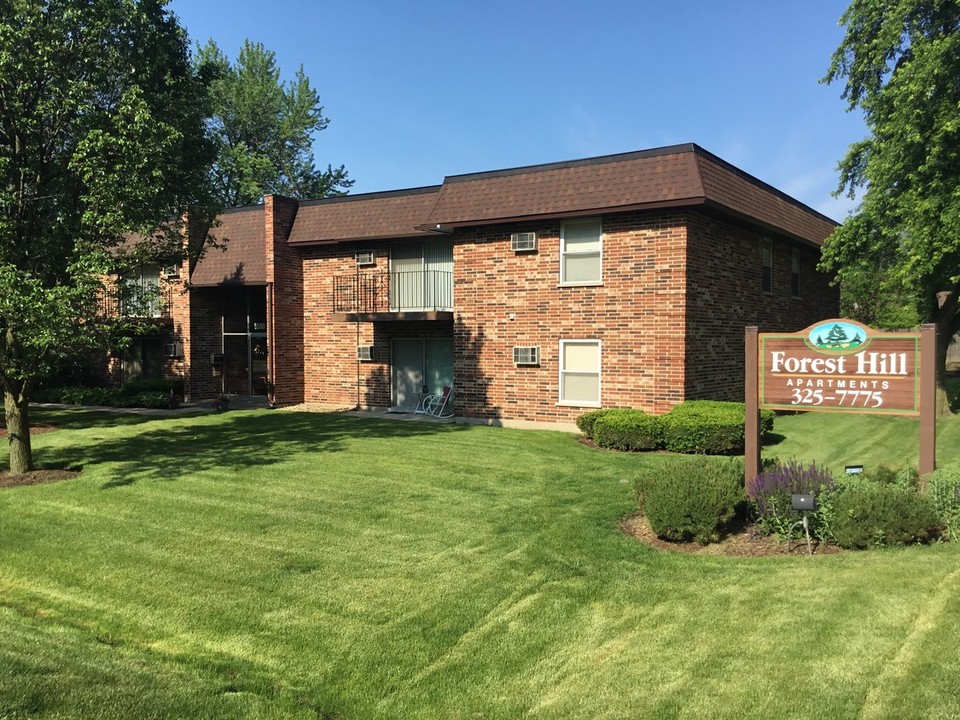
[510,232,537,252]
[513,346,540,366]
[163,341,183,359]
[356,345,374,361]
[356,250,375,266]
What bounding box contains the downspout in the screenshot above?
[355,261,361,411]
[356,317,361,411]
[267,282,276,407]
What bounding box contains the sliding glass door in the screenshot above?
[391,338,453,410]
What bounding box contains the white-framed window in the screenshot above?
[560,218,602,285]
[791,246,801,297]
[761,238,773,293]
[559,339,601,406]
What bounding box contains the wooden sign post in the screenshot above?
[745,319,937,485]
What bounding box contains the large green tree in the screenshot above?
[0,0,216,474]
[198,39,352,206]
[821,0,960,412]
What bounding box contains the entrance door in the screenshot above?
[251,335,268,395]
[391,338,454,410]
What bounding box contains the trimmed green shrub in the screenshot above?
[33,385,171,409]
[747,459,836,541]
[661,412,742,455]
[661,401,775,455]
[576,409,630,440]
[58,386,116,406]
[668,401,775,438]
[925,461,960,541]
[593,410,663,451]
[122,378,185,397]
[830,484,940,549]
[638,456,745,543]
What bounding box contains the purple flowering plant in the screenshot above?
[747,459,836,541]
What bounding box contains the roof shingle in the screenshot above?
[190,206,266,287]
[419,144,836,245]
[288,186,441,245]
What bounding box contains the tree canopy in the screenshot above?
[198,39,352,206]
[0,0,216,473]
[820,0,960,406]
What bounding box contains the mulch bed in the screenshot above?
[0,422,59,438]
[620,514,843,557]
[0,422,78,488]
[0,468,80,488]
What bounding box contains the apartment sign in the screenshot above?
[759,319,920,415]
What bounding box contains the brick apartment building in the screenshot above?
[117,143,839,428]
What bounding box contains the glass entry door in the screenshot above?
[221,287,268,396]
[391,338,453,410]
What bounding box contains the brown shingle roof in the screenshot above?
[190,206,266,287]
[288,186,441,245]
[695,153,836,245]
[420,144,836,245]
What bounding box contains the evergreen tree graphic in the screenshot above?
[851,331,863,346]
[816,334,825,346]
[825,324,849,347]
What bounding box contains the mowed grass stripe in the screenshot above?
[2,408,960,718]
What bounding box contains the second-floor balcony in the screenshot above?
[96,285,174,321]
[333,270,453,322]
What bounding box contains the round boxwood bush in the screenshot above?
[638,456,745,543]
[593,410,663,451]
[830,484,940,549]
[576,408,631,440]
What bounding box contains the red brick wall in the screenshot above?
[293,208,838,423]
[451,212,689,422]
[266,196,304,405]
[165,274,190,393]
[302,244,381,407]
[187,289,223,399]
[684,211,839,401]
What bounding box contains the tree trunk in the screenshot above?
[4,386,33,475]
[934,285,959,417]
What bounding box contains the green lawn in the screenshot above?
[2,408,960,719]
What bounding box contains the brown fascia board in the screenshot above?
[290,232,435,246]
[188,280,269,288]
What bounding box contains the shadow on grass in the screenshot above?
[34,410,470,489]
[947,375,960,413]
[29,408,179,430]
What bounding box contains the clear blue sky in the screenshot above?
[168,0,865,222]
